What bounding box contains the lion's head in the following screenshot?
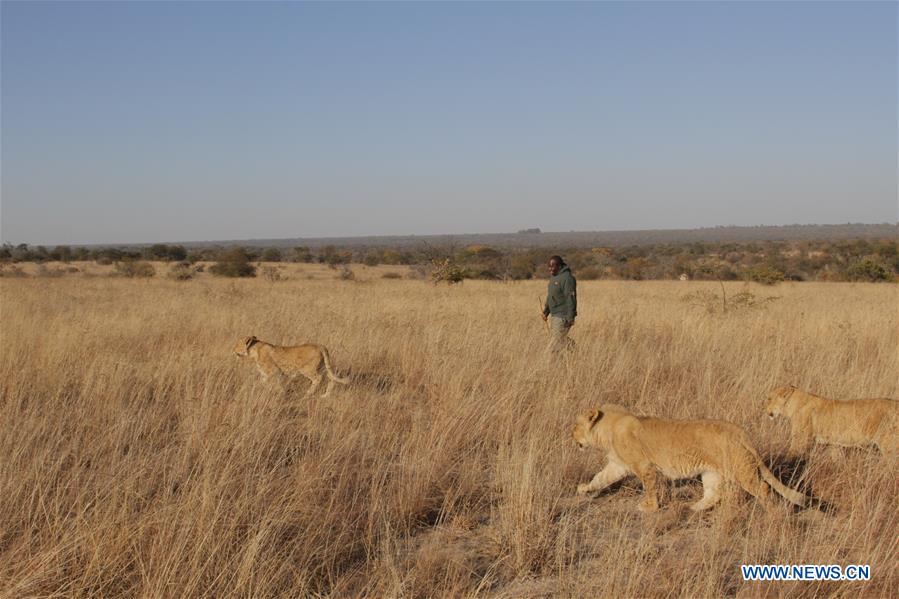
[234,335,258,357]
[572,409,604,451]
[766,385,796,418]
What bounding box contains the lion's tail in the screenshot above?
[739,433,807,508]
[759,464,807,507]
[321,347,350,384]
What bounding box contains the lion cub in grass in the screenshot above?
[766,385,898,457]
[572,405,807,512]
[234,336,350,397]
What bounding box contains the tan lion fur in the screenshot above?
[766,385,898,456]
[233,336,350,397]
[572,404,806,512]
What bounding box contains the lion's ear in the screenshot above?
[588,409,604,428]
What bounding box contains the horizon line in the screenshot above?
[3,221,896,249]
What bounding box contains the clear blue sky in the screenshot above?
[2,1,896,245]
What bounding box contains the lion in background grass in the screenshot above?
[234,336,350,397]
[766,385,898,456]
[572,405,807,512]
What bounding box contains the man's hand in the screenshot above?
[541,312,548,322]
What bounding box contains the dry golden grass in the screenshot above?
[1,273,896,597]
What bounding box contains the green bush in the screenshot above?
[144,244,187,261]
[578,266,603,280]
[509,254,536,280]
[362,253,381,267]
[168,263,194,281]
[845,259,891,282]
[745,265,784,285]
[469,267,501,280]
[115,260,156,278]
[293,246,314,263]
[261,248,282,262]
[210,248,256,278]
[430,259,466,284]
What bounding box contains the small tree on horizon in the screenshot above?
[210,247,256,278]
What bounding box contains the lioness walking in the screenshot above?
[766,384,898,456]
[234,336,350,397]
[572,405,808,512]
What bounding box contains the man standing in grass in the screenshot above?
[541,255,577,352]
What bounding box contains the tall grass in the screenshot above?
[0,276,896,597]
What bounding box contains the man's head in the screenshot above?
[548,255,565,276]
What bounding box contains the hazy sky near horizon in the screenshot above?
[2,1,896,245]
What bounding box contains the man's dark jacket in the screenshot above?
[543,265,577,323]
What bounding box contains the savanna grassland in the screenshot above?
[1,266,896,598]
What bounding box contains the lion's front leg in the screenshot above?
[577,461,630,496]
[788,422,814,458]
[633,463,661,512]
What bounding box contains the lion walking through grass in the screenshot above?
[572,405,808,512]
[234,335,350,397]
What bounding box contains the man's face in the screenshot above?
[548,259,561,276]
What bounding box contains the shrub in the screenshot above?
[145,244,187,261]
[210,248,256,278]
[430,259,466,284]
[464,245,501,259]
[382,272,402,279]
[578,266,603,280]
[362,253,381,267]
[168,263,194,281]
[293,246,314,263]
[338,266,356,281]
[469,267,501,280]
[114,261,156,278]
[262,248,282,262]
[319,246,351,265]
[509,254,536,280]
[845,259,891,282]
[745,265,784,285]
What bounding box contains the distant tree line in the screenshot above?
[0,243,188,264]
[2,237,896,282]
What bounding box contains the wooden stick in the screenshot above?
[538,297,549,333]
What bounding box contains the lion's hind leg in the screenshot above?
[690,471,723,511]
[305,373,323,397]
[734,464,776,511]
